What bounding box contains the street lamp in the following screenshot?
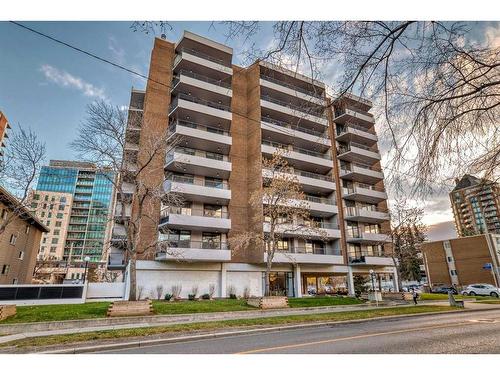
[369,269,379,307]
[82,256,90,284]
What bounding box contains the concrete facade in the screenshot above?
[111,31,396,298]
[422,234,500,288]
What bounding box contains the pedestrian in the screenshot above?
[412,288,418,305]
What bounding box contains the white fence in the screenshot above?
[86,282,126,301]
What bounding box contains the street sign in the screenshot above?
[483,263,492,270]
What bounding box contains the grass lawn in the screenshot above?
[0,302,110,325]
[288,296,363,308]
[419,293,498,301]
[473,300,500,304]
[1,305,458,349]
[0,296,364,325]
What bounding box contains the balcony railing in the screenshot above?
[341,162,383,173]
[262,140,332,160]
[338,142,379,154]
[261,95,325,117]
[167,147,230,162]
[345,206,388,216]
[168,119,230,137]
[173,69,232,89]
[175,48,232,68]
[260,74,324,99]
[335,108,375,120]
[345,183,386,193]
[169,93,231,113]
[166,174,229,189]
[304,195,336,205]
[261,116,327,138]
[337,123,376,135]
[157,240,229,250]
[304,222,340,230]
[295,170,334,182]
[160,207,230,219]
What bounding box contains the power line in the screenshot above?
[9,21,458,193]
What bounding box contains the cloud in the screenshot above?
[40,64,107,100]
[108,36,126,65]
[485,24,500,48]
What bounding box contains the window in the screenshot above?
[56,213,64,219]
[41,211,45,218]
[51,238,59,244]
[450,270,458,276]
[202,232,221,249]
[46,220,50,226]
[31,202,38,209]
[204,204,223,218]
[50,247,57,253]
[42,237,47,244]
[9,234,17,245]
[48,212,52,218]
[59,205,65,211]
[60,196,67,203]
[1,265,10,275]
[53,229,60,236]
[12,278,18,285]
[44,195,48,201]
[205,176,224,188]
[18,251,24,260]
[55,221,62,227]
[447,256,453,262]
[34,194,40,200]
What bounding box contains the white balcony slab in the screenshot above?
[345,208,390,223]
[165,152,232,179]
[346,232,391,244]
[170,98,232,121]
[340,166,385,184]
[338,145,381,163]
[260,78,325,106]
[334,108,374,127]
[174,74,232,97]
[261,121,330,147]
[156,248,231,262]
[164,180,231,204]
[343,187,387,204]
[174,50,233,76]
[261,144,332,170]
[336,126,378,144]
[161,213,231,232]
[263,222,341,239]
[260,99,328,126]
[170,123,232,152]
[265,252,344,265]
[262,168,335,193]
[363,256,395,266]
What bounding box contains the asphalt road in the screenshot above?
[97,309,500,354]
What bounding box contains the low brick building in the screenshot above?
[422,234,500,288]
[0,186,49,284]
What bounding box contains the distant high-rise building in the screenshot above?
[450,174,500,237]
[0,111,11,157]
[31,161,115,282]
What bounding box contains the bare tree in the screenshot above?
[230,150,326,296]
[387,200,428,289]
[220,21,500,194]
[71,100,183,301]
[0,125,46,235]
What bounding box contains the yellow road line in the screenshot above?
[236,321,484,354]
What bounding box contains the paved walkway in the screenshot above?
[0,300,497,345]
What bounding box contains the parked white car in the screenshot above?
[462,284,500,297]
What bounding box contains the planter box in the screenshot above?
[0,305,16,320]
[107,300,153,317]
[247,296,289,309]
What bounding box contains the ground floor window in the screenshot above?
[264,271,294,297]
[303,275,347,295]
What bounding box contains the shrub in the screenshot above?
[188,294,196,301]
[171,284,182,300]
[137,285,145,300]
[191,285,199,298]
[164,293,173,301]
[243,286,251,299]
[208,284,216,299]
[229,293,237,299]
[227,284,236,298]
[155,285,164,300]
[201,294,211,300]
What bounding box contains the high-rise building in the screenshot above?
[32,161,115,282]
[110,31,396,298]
[450,174,500,236]
[0,110,11,157]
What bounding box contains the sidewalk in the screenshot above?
[1,300,497,346]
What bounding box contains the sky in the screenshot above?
[1,21,498,239]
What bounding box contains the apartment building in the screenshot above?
[0,186,49,284]
[450,174,500,236]
[422,234,500,288]
[31,160,115,282]
[111,31,396,298]
[0,110,11,157]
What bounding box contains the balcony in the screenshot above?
[261,116,330,148]
[169,94,232,123]
[164,176,231,204]
[343,185,387,204]
[340,163,384,184]
[304,195,338,216]
[167,120,231,154]
[114,202,132,218]
[159,208,231,232]
[260,95,328,126]
[107,252,126,270]
[348,254,395,267]
[262,168,335,194]
[344,207,390,223]
[261,141,332,173]
[334,108,375,128]
[336,124,378,144]
[260,75,325,104]
[165,147,232,179]
[173,47,233,76]
[171,70,232,99]
[265,248,343,265]
[337,142,381,163]
[346,231,391,244]
[155,240,231,262]
[263,222,341,239]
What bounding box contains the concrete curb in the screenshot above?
[32,306,500,354]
